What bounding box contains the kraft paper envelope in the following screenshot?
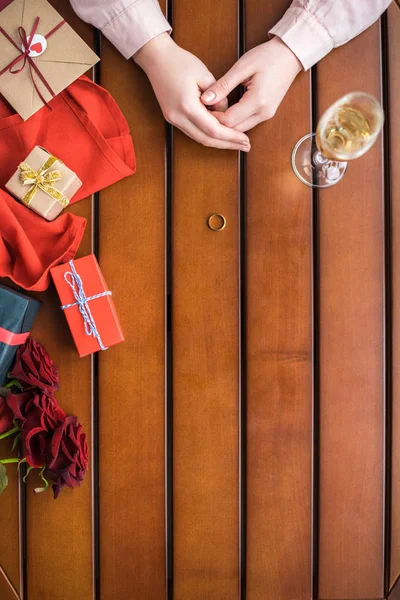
[0,0,99,121]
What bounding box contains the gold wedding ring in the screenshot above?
[207,213,226,231]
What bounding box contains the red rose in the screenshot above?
[5,391,32,423]
[9,338,60,395]
[0,395,14,434]
[45,416,88,499]
[7,391,66,468]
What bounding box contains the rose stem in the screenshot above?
[0,458,20,464]
[4,380,19,389]
[0,427,19,440]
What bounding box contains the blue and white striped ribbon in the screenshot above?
[61,260,112,351]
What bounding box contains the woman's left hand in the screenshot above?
[200,37,302,132]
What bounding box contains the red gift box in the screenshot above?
[50,254,124,357]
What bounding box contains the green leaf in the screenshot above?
[23,465,34,483]
[34,467,49,494]
[0,463,8,495]
[12,432,21,453]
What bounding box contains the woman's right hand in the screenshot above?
[134,33,251,152]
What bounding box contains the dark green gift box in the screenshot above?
[0,284,41,386]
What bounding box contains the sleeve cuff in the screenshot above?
[269,7,333,71]
[101,0,172,59]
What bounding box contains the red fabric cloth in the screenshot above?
[0,190,86,291]
[0,75,136,291]
[0,75,136,201]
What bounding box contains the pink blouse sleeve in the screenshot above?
[69,0,171,59]
[269,0,392,70]
[70,0,391,66]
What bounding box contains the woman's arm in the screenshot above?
[69,0,250,150]
[69,0,171,58]
[269,0,392,71]
[201,0,392,131]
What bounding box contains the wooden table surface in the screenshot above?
[0,1,399,599]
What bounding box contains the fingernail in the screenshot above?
[241,140,250,146]
[202,91,216,102]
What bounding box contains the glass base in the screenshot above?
[291,133,348,188]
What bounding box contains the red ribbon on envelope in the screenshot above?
[0,326,29,346]
[0,16,65,110]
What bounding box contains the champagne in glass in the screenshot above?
[316,106,371,160]
[292,92,384,188]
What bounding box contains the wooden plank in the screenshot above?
[0,437,20,599]
[98,26,167,600]
[245,2,313,599]
[390,577,400,600]
[0,563,20,600]
[317,24,385,599]
[24,2,94,599]
[389,1,400,591]
[172,0,240,597]
[26,265,93,600]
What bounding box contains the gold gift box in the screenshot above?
[6,146,82,221]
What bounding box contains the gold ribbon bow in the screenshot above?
[18,155,70,209]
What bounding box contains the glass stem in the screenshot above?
[313,150,330,167]
[312,150,347,183]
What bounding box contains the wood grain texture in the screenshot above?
[317,24,385,600]
[245,1,313,599]
[98,33,167,600]
[24,213,93,600]
[0,437,20,599]
[172,1,240,598]
[389,2,400,591]
[24,3,94,600]
[390,577,400,600]
[0,563,20,600]
[25,205,93,600]
[0,2,395,599]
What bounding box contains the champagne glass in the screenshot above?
[291,91,384,188]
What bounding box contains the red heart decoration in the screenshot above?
[30,42,42,54]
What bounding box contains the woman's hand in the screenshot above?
[200,37,302,132]
[134,33,251,151]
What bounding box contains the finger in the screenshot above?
[190,105,250,145]
[200,60,252,106]
[197,70,228,112]
[217,91,258,128]
[202,108,260,133]
[207,110,226,123]
[179,118,251,151]
[231,113,262,132]
[211,97,229,112]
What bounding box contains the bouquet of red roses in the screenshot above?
[0,338,88,499]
